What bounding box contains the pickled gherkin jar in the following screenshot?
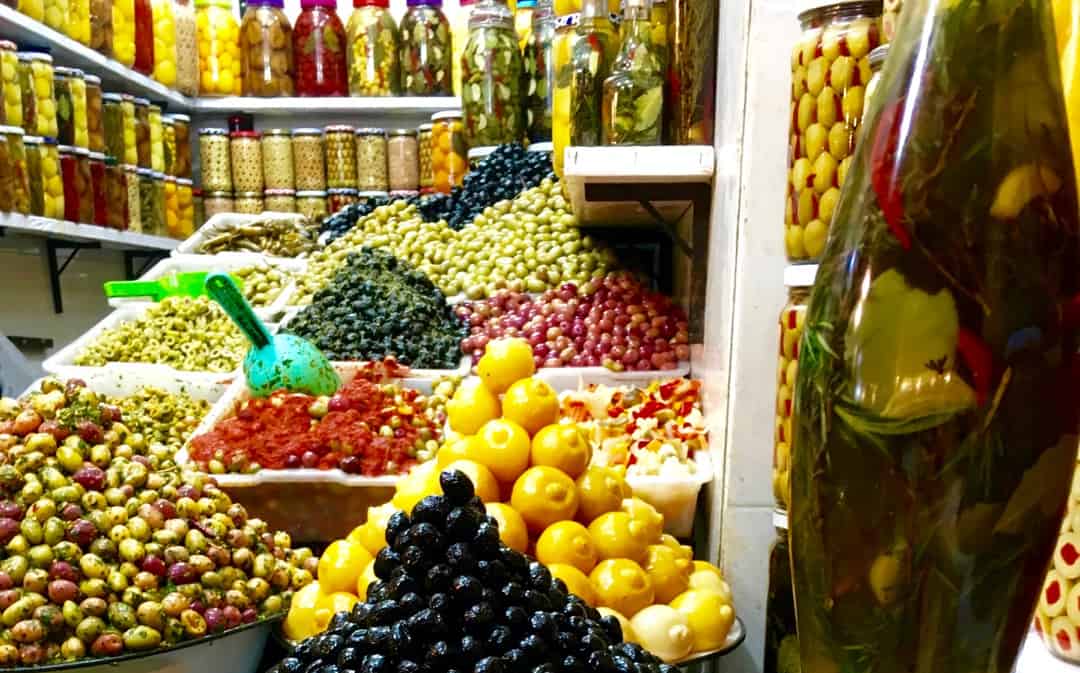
[0,42,20,129]
[347,0,399,96]
[66,0,92,46]
[525,0,555,142]
[568,0,618,148]
[19,53,58,139]
[171,113,191,178]
[462,0,526,147]
[133,0,155,75]
[296,190,327,221]
[430,110,466,193]
[785,2,883,261]
[85,74,103,153]
[602,0,663,145]
[175,0,198,95]
[0,127,30,215]
[112,0,136,67]
[241,0,295,96]
[199,128,232,192]
[418,122,433,191]
[54,68,89,150]
[152,0,178,87]
[196,0,242,95]
[764,513,799,673]
[400,0,452,96]
[774,265,814,511]
[324,125,357,189]
[90,0,114,58]
[294,0,348,96]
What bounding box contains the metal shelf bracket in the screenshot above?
[45,240,100,314]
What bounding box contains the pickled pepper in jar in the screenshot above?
[112,0,136,67]
[175,0,199,95]
[151,0,178,86]
[568,0,618,147]
[400,0,452,96]
[462,0,526,147]
[241,0,295,96]
[90,0,114,58]
[133,0,156,75]
[602,0,664,145]
[196,0,242,95]
[294,0,348,96]
[430,110,466,193]
[0,42,21,129]
[85,74,103,153]
[525,0,555,142]
[54,67,89,150]
[0,127,30,215]
[346,0,399,96]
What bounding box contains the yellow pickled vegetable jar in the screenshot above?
[148,104,164,172]
[54,67,89,150]
[152,0,178,87]
[67,0,92,46]
[0,42,22,129]
[773,265,814,511]
[27,136,65,219]
[43,0,69,34]
[18,53,57,139]
[112,0,137,67]
[18,0,45,23]
[175,0,199,95]
[0,127,31,215]
[177,177,194,237]
[196,0,242,96]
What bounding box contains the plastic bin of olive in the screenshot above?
[107,253,307,322]
[174,211,315,260]
[176,362,444,542]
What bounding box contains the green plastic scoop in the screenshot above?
[104,272,241,301]
[204,272,341,398]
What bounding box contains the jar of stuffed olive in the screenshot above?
[430,110,466,193]
[234,191,264,214]
[261,129,294,189]
[525,0,555,142]
[400,0,452,96]
[84,74,103,153]
[601,0,663,145]
[327,187,358,212]
[241,0,295,96]
[231,130,264,192]
[324,125,358,188]
[355,127,388,191]
[27,136,64,219]
[54,68,89,149]
[773,264,814,510]
[0,127,30,214]
[171,114,191,178]
[462,0,526,147]
[296,190,327,221]
[138,168,160,234]
[292,128,326,190]
[177,177,194,236]
[90,0,113,58]
[264,188,296,212]
[388,128,419,191]
[19,53,58,138]
[203,190,234,219]
[124,163,141,231]
[0,42,21,128]
[418,122,434,191]
[347,0,399,96]
[199,128,232,192]
[133,97,151,168]
[164,174,180,236]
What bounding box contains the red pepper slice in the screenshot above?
[956,328,992,405]
[870,99,912,249]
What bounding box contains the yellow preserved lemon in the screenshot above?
[687,570,733,604]
[621,497,665,544]
[501,378,559,436]
[549,563,598,606]
[643,544,692,603]
[347,503,396,555]
[692,560,724,580]
[531,423,592,478]
[392,462,439,512]
[477,337,536,394]
[315,592,359,633]
[659,534,694,561]
[476,418,532,483]
[590,558,655,618]
[439,459,501,503]
[670,589,736,651]
[317,540,373,595]
[356,560,377,600]
[576,466,631,524]
[630,605,694,663]
[283,581,324,641]
[597,607,638,645]
[485,502,530,553]
[436,435,483,468]
[446,378,501,435]
[588,511,651,563]
[511,466,580,532]
[536,520,599,573]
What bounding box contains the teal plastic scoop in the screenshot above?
[204,272,340,398]
[104,272,239,301]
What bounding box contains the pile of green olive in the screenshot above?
[292,180,618,304]
[0,379,315,666]
[106,389,211,459]
[232,264,293,309]
[74,297,248,373]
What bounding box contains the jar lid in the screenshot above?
[0,125,24,135]
[518,0,536,6]
[328,188,359,195]
[357,190,389,198]
[178,178,194,186]
[120,93,136,101]
[355,127,386,136]
[206,190,233,197]
[389,189,419,198]
[868,43,889,70]
[23,136,43,145]
[84,73,101,85]
[132,97,150,106]
[292,128,323,136]
[53,66,84,78]
[264,188,296,196]
[19,52,54,63]
[170,113,191,123]
[418,123,434,132]
[236,191,263,198]
[783,263,819,288]
[58,144,78,154]
[0,40,15,51]
[88,151,107,161]
[200,128,230,136]
[406,0,442,6]
[797,1,883,27]
[194,0,232,8]
[527,141,553,152]
[431,110,463,122]
[231,130,262,138]
[162,116,175,126]
[390,128,418,137]
[102,93,124,103]
[296,190,328,197]
[468,146,498,160]
[353,0,389,6]
[300,0,337,9]
[40,136,58,145]
[248,0,284,6]
[324,124,356,133]
[262,128,291,136]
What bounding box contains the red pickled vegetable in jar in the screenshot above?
[60,148,81,223]
[133,0,156,75]
[293,0,348,96]
[89,153,107,226]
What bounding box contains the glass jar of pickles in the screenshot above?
[294,0,348,96]
[261,129,294,189]
[296,190,327,221]
[0,42,21,129]
[400,0,452,96]
[133,97,151,168]
[0,127,30,215]
[19,53,58,139]
[773,264,814,511]
[148,103,164,172]
[60,147,93,224]
[177,177,194,236]
[164,174,180,236]
[105,157,126,229]
[231,130,264,193]
[551,13,577,177]
[355,127,388,191]
[175,0,198,95]
[138,168,160,234]
[151,0,177,86]
[112,0,136,67]
[27,137,64,219]
[124,163,141,231]
[196,0,242,95]
[418,123,433,192]
[347,0,399,96]
[43,0,69,34]
[234,191,264,214]
[88,151,107,226]
[241,0,295,96]
[327,187,358,212]
[171,114,191,179]
[199,128,232,192]
[17,0,44,24]
[451,0,474,96]
[163,116,176,175]
[525,0,555,143]
[90,0,114,58]
[66,0,91,45]
[84,74,103,153]
[430,110,466,194]
[462,0,525,147]
[601,0,663,145]
[764,513,798,673]
[388,128,419,191]
[567,0,617,147]
[324,125,357,189]
[103,94,137,166]
[785,2,882,261]
[203,190,233,219]
[292,128,326,190]
[667,0,716,144]
[133,0,155,75]
[54,68,89,150]
[264,188,296,212]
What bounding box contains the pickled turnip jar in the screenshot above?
[292,128,326,190]
[231,130,264,192]
[0,126,30,214]
[203,190,234,218]
[196,0,242,95]
[112,0,136,67]
[773,264,815,511]
[324,125,357,189]
[19,53,57,139]
[199,128,232,192]
[261,129,295,189]
[293,0,348,96]
[90,0,113,58]
[400,0,452,96]
[347,0,399,96]
[85,74,103,153]
[355,127,388,191]
[0,42,21,129]
[296,189,327,220]
[175,0,198,95]
[462,0,525,146]
[54,68,89,149]
[430,110,466,193]
[241,0,295,96]
[785,1,882,261]
[151,0,177,87]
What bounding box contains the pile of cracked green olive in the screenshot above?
[106,389,211,458]
[233,264,294,308]
[293,179,617,304]
[74,297,248,373]
[0,379,315,666]
[194,215,317,258]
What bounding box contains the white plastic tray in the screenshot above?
[175,212,314,258]
[626,449,714,538]
[41,304,261,386]
[107,253,306,322]
[20,369,228,404]
[531,361,692,392]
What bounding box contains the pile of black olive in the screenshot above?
[284,247,467,369]
[274,470,676,673]
[415,145,554,231]
[319,197,394,246]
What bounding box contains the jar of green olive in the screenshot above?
[234,191,264,214]
[203,190,234,219]
[261,128,294,190]
[230,129,264,192]
[388,128,418,191]
[0,126,30,214]
[324,124,358,189]
[296,189,327,221]
[123,163,141,231]
[355,127,388,191]
[418,122,434,191]
[264,188,296,212]
[292,127,326,190]
[199,128,232,192]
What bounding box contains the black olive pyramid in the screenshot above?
[276,469,676,673]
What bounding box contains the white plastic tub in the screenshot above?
[533,361,692,393]
[626,449,714,538]
[175,212,314,258]
[20,369,228,405]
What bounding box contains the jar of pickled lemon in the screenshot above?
[0,42,21,129]
[148,104,164,172]
[196,0,242,96]
[18,0,44,24]
[27,136,64,219]
[19,53,58,139]
[177,177,194,236]
[164,174,180,236]
[551,13,578,177]
[773,264,815,511]
[430,110,466,193]
[67,0,92,46]
[175,0,198,94]
[43,0,69,34]
[0,127,30,215]
[112,0,136,67]
[152,0,178,86]
[54,68,89,149]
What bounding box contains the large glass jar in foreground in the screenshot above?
[294,0,348,96]
[241,0,294,96]
[789,4,1080,673]
[400,0,452,96]
[346,0,399,96]
[525,0,555,142]
[462,0,525,147]
[666,0,716,144]
[764,512,799,673]
[601,0,663,145]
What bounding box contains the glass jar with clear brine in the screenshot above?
[462,0,526,147]
[400,0,452,95]
[196,0,242,95]
[294,0,348,96]
[241,0,294,96]
[602,0,664,145]
[54,67,89,150]
[0,42,21,129]
[347,0,399,96]
[774,264,815,511]
[0,127,30,215]
[525,0,555,142]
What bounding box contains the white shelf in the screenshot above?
[0,5,194,111]
[195,96,461,117]
[0,212,178,251]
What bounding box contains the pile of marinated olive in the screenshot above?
[0,379,315,666]
[233,263,294,308]
[105,388,211,459]
[284,247,466,369]
[73,297,248,373]
[317,194,392,245]
[194,214,317,257]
